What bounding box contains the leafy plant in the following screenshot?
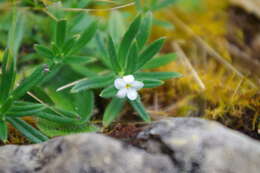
[0,9,49,143]
[0,48,48,143]
[35,88,98,137]
[0,9,98,143]
[71,12,181,126]
[0,50,98,142]
[34,17,98,84]
[0,1,181,144]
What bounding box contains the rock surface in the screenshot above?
[0,118,260,173]
[138,118,260,173]
[0,133,175,173]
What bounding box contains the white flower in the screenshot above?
[114,75,144,100]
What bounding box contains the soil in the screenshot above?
[104,123,145,144]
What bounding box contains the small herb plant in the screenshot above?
[0,48,48,143]
[34,18,98,84]
[0,47,98,143]
[0,1,181,143]
[71,13,181,126]
[0,11,98,143]
[0,10,49,143]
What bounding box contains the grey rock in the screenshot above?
[1,118,260,173]
[138,118,260,173]
[0,133,175,173]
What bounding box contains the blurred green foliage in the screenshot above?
[0,0,185,143]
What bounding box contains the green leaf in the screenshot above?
[0,50,16,104]
[62,37,77,55]
[1,50,10,74]
[0,97,15,115]
[73,90,94,122]
[39,64,62,85]
[142,53,177,69]
[103,97,126,127]
[63,56,96,64]
[71,74,114,93]
[36,112,78,124]
[10,101,46,110]
[46,83,92,115]
[8,10,25,57]
[37,118,99,137]
[6,107,46,117]
[100,85,117,98]
[136,12,153,50]
[7,102,47,117]
[7,117,48,143]
[0,120,8,142]
[51,43,60,55]
[34,44,55,60]
[69,21,98,54]
[29,87,54,105]
[55,19,67,47]
[48,108,78,119]
[95,33,111,67]
[108,10,125,43]
[45,87,75,112]
[70,65,98,77]
[107,35,121,72]
[12,65,47,100]
[135,72,182,80]
[118,15,142,67]
[125,42,138,74]
[143,79,164,88]
[137,37,165,69]
[129,98,151,122]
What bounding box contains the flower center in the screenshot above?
[125,84,132,88]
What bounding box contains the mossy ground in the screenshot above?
[142,0,260,139]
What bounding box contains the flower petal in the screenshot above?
[127,89,138,100]
[123,75,134,84]
[114,78,126,89]
[116,88,127,98]
[131,81,144,90]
